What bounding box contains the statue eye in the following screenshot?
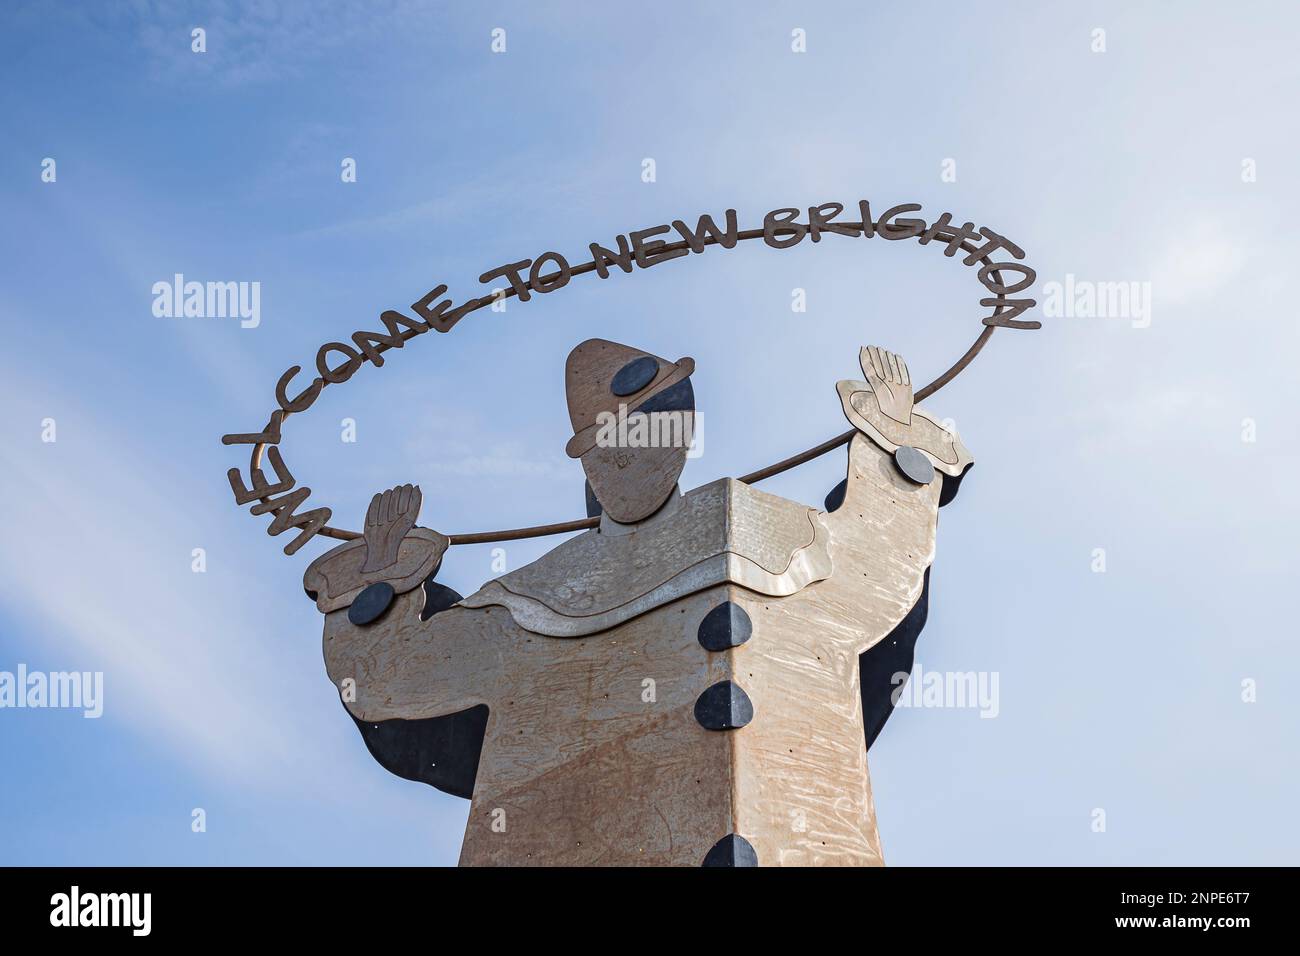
[634,377,693,415]
[610,356,659,396]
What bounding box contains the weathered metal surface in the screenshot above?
[563,339,695,459]
[325,583,737,865]
[458,479,833,637]
[361,484,422,573]
[321,430,945,866]
[562,340,698,524]
[837,346,973,477]
[303,527,448,613]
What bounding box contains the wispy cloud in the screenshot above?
[0,370,354,791]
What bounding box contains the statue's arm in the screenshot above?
[322,589,502,722]
[828,345,971,656]
[823,433,940,654]
[307,484,503,722]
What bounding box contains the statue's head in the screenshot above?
[564,338,696,524]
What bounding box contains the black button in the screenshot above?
[702,833,759,867]
[610,355,659,396]
[694,680,754,730]
[349,582,395,626]
[894,446,935,485]
[698,601,753,651]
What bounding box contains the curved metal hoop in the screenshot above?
[247,220,1022,548]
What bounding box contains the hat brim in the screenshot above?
[565,357,695,458]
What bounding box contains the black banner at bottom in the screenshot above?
[0,866,1285,941]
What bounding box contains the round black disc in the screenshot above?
[894,446,935,485]
[610,355,659,396]
[349,581,396,626]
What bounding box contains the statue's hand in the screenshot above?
[360,483,422,573]
[861,345,914,425]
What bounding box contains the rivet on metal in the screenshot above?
[697,601,753,651]
[694,680,754,730]
[894,445,935,485]
[349,581,395,626]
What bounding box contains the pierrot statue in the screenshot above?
[306,340,971,866]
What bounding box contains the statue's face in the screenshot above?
[582,377,695,524]
[583,442,687,523]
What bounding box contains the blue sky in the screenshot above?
[1,0,1296,865]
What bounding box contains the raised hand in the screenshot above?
[360,483,422,573]
[860,345,913,425]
